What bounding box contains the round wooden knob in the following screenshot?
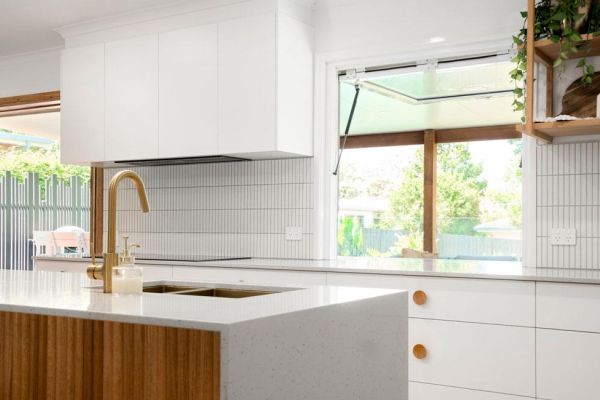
[413,290,427,305]
[413,344,427,359]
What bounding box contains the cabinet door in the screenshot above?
[159,25,218,158]
[218,14,276,155]
[409,382,528,400]
[60,44,105,164]
[537,329,600,400]
[326,273,535,326]
[537,282,600,333]
[105,34,159,161]
[410,319,535,397]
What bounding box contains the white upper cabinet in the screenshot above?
[105,34,159,161]
[59,6,313,164]
[218,14,277,155]
[60,43,105,165]
[218,13,313,157]
[159,24,219,158]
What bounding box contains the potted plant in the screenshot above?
[511,0,600,115]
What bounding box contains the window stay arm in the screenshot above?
[333,84,360,176]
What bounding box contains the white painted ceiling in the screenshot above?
[0,0,185,57]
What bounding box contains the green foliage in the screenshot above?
[384,144,486,246]
[0,144,90,185]
[337,216,364,256]
[511,0,600,118]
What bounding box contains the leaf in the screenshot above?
[577,58,587,67]
[553,57,563,68]
[551,11,566,21]
[521,11,527,18]
[569,32,583,42]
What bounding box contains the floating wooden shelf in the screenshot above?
[517,119,600,138]
[534,34,600,63]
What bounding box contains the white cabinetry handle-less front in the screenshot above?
[159,24,218,158]
[60,7,313,165]
[105,34,159,161]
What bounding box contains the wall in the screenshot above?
[536,140,600,269]
[104,158,314,259]
[0,49,60,97]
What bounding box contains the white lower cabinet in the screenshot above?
[326,273,535,326]
[409,382,531,400]
[172,266,326,288]
[537,328,600,400]
[409,319,535,397]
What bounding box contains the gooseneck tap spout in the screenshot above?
[87,170,150,293]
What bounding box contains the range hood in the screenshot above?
[115,155,248,166]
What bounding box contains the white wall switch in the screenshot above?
[550,228,577,246]
[285,226,303,241]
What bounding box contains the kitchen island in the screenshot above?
[0,270,407,400]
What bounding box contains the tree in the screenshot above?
[385,143,487,249]
[0,144,90,185]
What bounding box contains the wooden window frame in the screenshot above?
[0,91,104,257]
[339,124,522,253]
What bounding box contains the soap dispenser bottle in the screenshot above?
[112,235,143,295]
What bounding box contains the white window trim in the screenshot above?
[311,38,532,261]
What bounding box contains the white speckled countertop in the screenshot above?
[0,269,402,331]
[35,255,600,284]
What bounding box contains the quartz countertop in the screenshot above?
[34,255,600,284]
[0,270,402,331]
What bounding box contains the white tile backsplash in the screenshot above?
[103,158,314,259]
[536,141,600,269]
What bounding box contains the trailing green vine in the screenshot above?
[511,0,600,119]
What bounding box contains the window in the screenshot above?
[336,55,522,261]
[0,92,98,270]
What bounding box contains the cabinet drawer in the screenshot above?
[409,319,535,397]
[537,282,600,332]
[326,273,535,326]
[537,329,600,400]
[172,266,326,288]
[409,382,530,400]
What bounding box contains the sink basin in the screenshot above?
[175,288,276,298]
[143,284,205,293]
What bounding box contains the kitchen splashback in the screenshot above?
[104,158,314,259]
[536,141,600,269]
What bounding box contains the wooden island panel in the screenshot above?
[0,311,220,400]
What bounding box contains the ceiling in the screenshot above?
[0,0,186,57]
[0,112,60,140]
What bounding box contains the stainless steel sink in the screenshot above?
[174,288,276,298]
[142,282,284,298]
[143,284,205,293]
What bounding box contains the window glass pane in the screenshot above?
[0,111,91,270]
[435,139,522,261]
[337,145,423,257]
[339,60,520,135]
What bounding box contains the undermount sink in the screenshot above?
[143,283,281,298]
[175,288,276,298]
[143,284,202,293]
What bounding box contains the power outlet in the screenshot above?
[285,226,303,241]
[550,228,577,246]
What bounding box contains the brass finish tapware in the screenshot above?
[87,170,150,293]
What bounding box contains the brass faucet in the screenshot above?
[87,170,150,293]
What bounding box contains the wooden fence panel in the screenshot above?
[0,173,89,270]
